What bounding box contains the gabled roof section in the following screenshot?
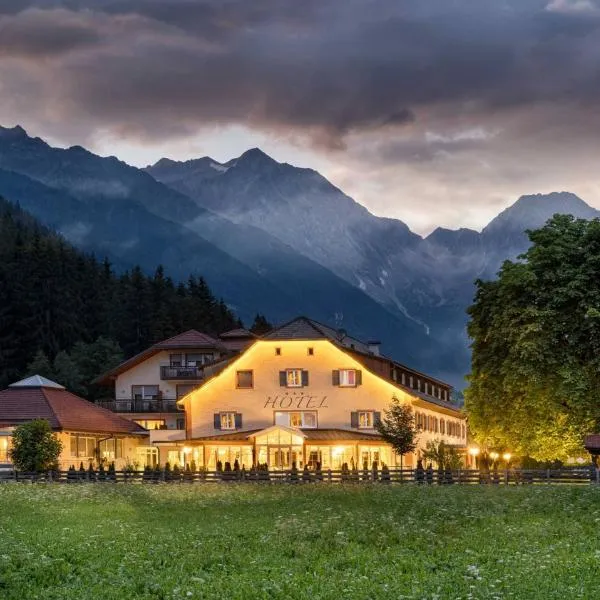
[9,375,65,389]
[0,382,147,435]
[93,329,228,385]
[219,328,256,339]
[155,330,224,349]
[264,316,371,353]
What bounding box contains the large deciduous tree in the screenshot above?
[465,215,600,461]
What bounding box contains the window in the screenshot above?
[186,353,213,366]
[134,419,166,430]
[132,385,159,400]
[307,347,314,356]
[275,411,317,428]
[286,369,303,387]
[340,369,357,387]
[176,384,196,399]
[170,353,183,367]
[176,417,185,430]
[275,347,281,356]
[70,435,97,459]
[332,369,362,387]
[0,436,11,462]
[99,438,123,460]
[236,370,253,389]
[440,419,446,435]
[214,413,241,430]
[136,446,158,467]
[220,412,236,430]
[280,369,308,387]
[358,411,374,429]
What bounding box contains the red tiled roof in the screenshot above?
[0,386,147,435]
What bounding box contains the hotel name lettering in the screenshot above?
[264,392,328,409]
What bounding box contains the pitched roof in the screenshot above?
[584,434,600,451]
[10,375,65,389]
[0,377,147,435]
[264,316,371,353]
[93,329,228,384]
[219,328,256,339]
[154,330,223,349]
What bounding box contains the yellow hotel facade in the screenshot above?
[172,318,467,471]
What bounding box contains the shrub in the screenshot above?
[9,419,63,472]
[88,462,96,482]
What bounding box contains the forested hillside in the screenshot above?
[0,197,240,389]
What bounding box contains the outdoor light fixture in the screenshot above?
[502,452,512,462]
[489,451,499,461]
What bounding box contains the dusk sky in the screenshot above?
[1,0,600,234]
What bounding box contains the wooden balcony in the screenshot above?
[97,399,183,413]
[160,366,204,380]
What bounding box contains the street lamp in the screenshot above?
[502,452,512,463]
[489,451,499,461]
[468,447,480,469]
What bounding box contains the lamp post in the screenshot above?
[468,447,480,469]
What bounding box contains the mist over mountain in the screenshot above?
[0,125,443,379]
[1,124,597,387]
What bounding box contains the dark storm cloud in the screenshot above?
[1,0,600,147]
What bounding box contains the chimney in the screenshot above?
[367,340,381,356]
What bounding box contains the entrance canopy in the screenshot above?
[248,425,306,446]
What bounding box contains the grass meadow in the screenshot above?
[0,484,599,599]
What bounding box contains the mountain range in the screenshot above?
[1,124,598,387]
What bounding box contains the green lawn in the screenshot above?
[0,484,599,599]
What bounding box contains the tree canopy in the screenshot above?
[375,396,418,465]
[465,214,600,461]
[0,197,242,389]
[10,419,63,472]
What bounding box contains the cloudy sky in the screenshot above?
[1,0,600,234]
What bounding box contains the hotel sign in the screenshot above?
[264,391,328,409]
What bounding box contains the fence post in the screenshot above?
[546,468,550,484]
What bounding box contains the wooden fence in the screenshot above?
[1,466,598,485]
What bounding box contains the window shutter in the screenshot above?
[279,371,287,387]
[355,370,362,386]
[350,411,359,428]
[332,370,340,386]
[214,414,221,430]
[301,370,309,387]
[374,412,381,426]
[235,413,242,429]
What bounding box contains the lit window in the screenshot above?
[220,413,236,430]
[339,369,357,387]
[236,370,253,389]
[99,438,123,460]
[133,419,166,430]
[358,411,374,429]
[286,369,303,387]
[0,436,11,462]
[275,411,317,428]
[70,435,97,459]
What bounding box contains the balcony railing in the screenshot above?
[160,366,204,380]
[97,399,183,413]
